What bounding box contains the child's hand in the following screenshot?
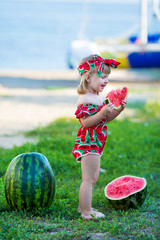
[101,103,115,117]
[119,99,127,111]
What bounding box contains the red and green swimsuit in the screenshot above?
[72,103,107,162]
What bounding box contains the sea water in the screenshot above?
[0,0,159,70]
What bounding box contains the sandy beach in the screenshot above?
[0,69,159,148]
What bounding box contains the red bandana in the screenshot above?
[78,54,120,77]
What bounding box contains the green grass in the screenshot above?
[0,101,160,239]
[45,86,67,90]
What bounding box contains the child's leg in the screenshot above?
[79,154,105,219]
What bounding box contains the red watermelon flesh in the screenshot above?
[105,87,128,109]
[105,175,147,210]
[105,175,145,199]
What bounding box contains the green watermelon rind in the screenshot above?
[104,175,147,210]
[4,152,56,211]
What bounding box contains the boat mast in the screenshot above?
[153,0,160,20]
[140,0,148,44]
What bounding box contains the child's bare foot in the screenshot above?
[81,211,105,220]
[78,206,98,213]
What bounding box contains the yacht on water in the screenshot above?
[67,0,160,69]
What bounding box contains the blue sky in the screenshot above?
[5,0,142,2]
[3,0,153,3]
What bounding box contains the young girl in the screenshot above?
[72,54,127,219]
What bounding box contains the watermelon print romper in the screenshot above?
[72,103,107,162]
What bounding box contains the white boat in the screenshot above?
[67,0,160,69]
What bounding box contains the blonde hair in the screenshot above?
[77,55,111,95]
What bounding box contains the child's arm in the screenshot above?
[106,100,127,122]
[80,103,115,128]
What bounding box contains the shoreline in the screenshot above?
[0,69,79,81]
[0,69,160,82]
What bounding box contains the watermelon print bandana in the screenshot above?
[78,54,120,78]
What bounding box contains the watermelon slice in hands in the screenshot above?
[105,87,128,109]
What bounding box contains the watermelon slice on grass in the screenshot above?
[105,87,128,109]
[104,175,147,210]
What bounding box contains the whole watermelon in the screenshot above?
[4,152,55,211]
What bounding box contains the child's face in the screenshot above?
[87,72,109,94]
